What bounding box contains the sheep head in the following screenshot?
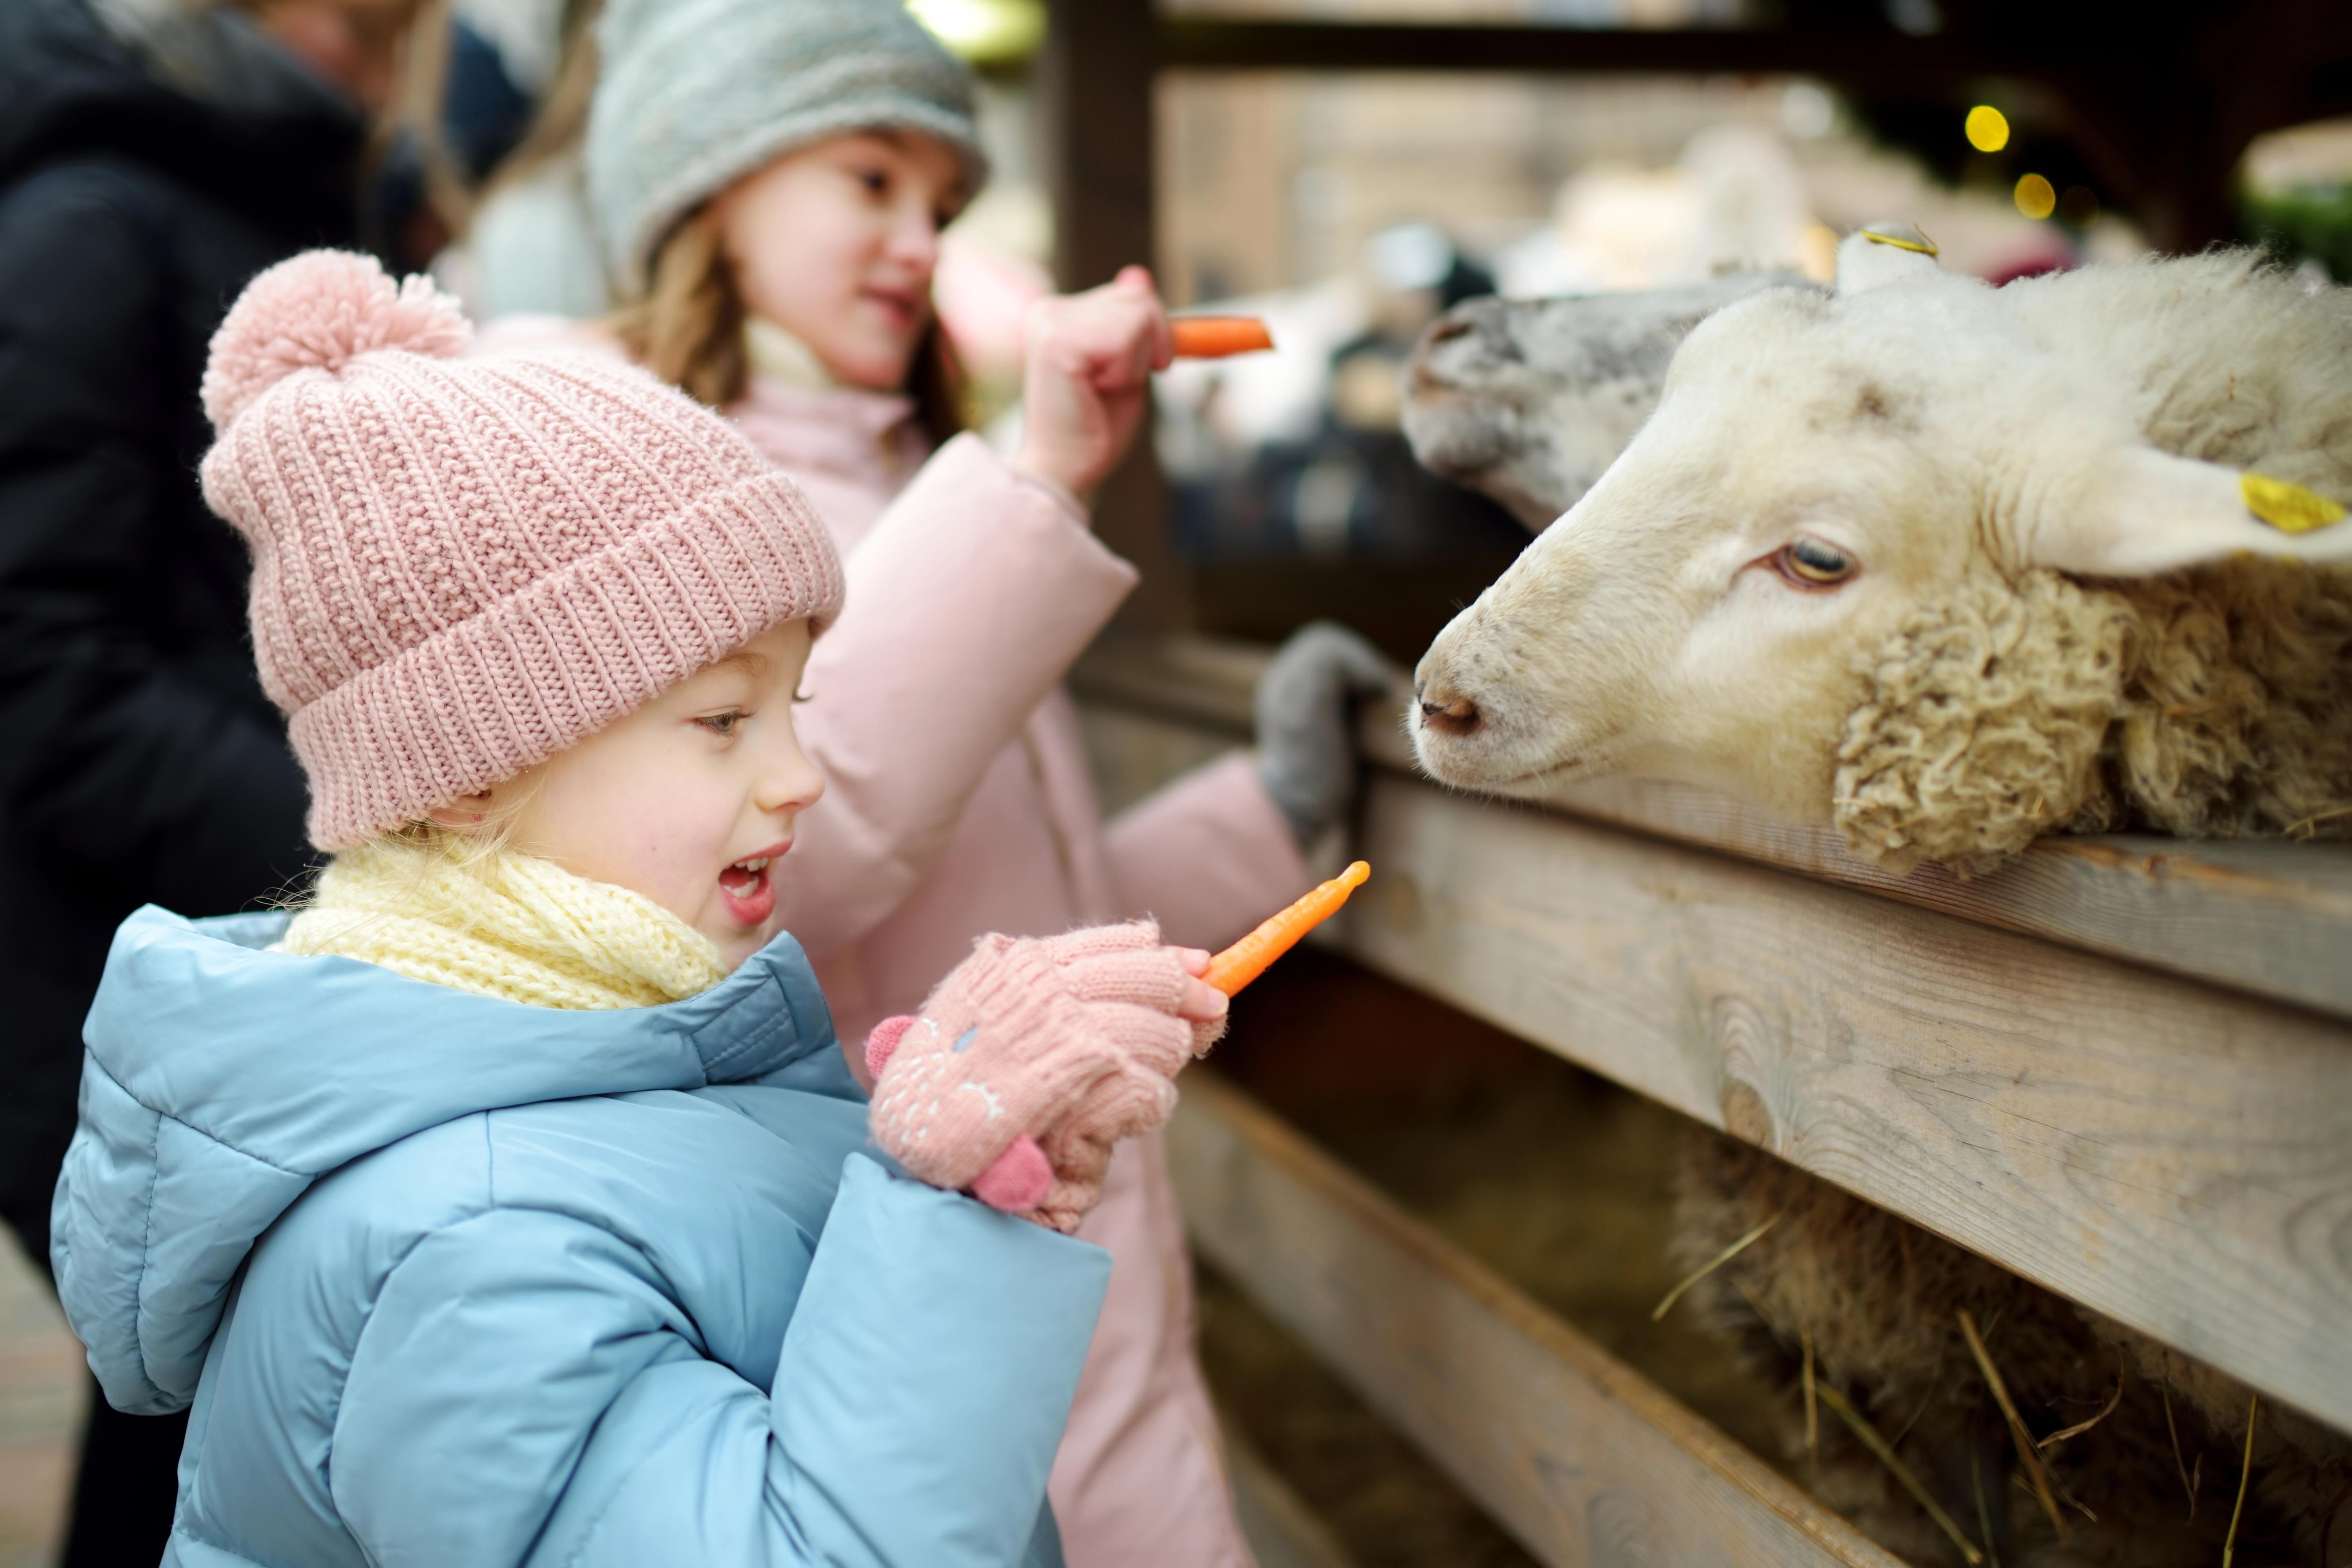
[1404,273,1804,530]
[1411,237,2352,873]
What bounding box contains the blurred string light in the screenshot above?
[1780,82,1836,140]
[1965,105,2010,153]
[906,0,1044,66]
[1367,223,1454,294]
[1885,0,1943,35]
[2014,173,2057,220]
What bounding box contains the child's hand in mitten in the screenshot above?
[865,922,1226,1231]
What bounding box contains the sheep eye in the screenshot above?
[1780,538,1857,587]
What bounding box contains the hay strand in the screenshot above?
[2039,1358,2126,1450]
[2315,1473,2352,1568]
[1652,1210,1782,1321]
[1802,1331,1819,1463]
[1959,1309,2069,1541]
[1814,1380,1984,1565]
[2222,1393,2258,1568]
[2163,1388,2199,1520]
[1972,1450,2002,1568]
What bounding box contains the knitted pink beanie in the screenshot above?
[199,251,845,849]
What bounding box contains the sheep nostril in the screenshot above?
[1425,317,1474,347]
[1418,695,1482,737]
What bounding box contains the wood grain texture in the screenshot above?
[1077,704,1240,819]
[1040,0,1187,633]
[1070,636,2352,1019]
[1223,1422,1362,1568]
[1170,1073,1907,1568]
[1333,771,2352,1436]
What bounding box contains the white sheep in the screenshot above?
[1402,243,2352,1565]
[1409,241,2352,877]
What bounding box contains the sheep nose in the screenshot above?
[1424,316,1475,347]
[1416,681,1482,737]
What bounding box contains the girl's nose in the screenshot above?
[887,209,941,275]
[756,749,825,816]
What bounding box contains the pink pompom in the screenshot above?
[202,250,472,429]
[971,1137,1053,1214]
[865,1015,916,1081]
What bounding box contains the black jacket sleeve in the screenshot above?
[0,167,312,916]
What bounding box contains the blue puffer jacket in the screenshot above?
[51,907,1111,1568]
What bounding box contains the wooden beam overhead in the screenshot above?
[1158,18,2058,86]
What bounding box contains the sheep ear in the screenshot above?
[1836,223,1940,296]
[2027,446,2352,576]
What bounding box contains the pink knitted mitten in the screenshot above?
[867,922,1216,1232]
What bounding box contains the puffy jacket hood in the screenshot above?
[0,0,362,244]
[53,905,844,1415]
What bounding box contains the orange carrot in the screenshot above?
[1171,316,1274,359]
[1204,861,1370,996]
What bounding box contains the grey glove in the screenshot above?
[1255,621,1396,847]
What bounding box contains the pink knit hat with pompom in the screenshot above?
[200,251,845,849]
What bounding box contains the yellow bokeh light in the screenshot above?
[907,0,1044,65]
[2014,173,2057,221]
[1965,105,2011,153]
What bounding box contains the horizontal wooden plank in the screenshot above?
[1330,771,2352,1435]
[1071,636,2352,1020]
[1222,1421,1361,1568]
[1157,18,2087,86]
[1170,1072,1904,1568]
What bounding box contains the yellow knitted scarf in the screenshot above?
[280,837,729,1010]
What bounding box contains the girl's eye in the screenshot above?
[856,168,889,198]
[697,710,744,736]
[1776,537,1858,588]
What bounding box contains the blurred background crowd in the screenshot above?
[4,0,2352,1563]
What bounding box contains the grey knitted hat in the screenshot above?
[587,0,988,294]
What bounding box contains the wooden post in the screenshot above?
[1041,0,1189,632]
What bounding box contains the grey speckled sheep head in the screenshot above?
[1404,272,1809,530]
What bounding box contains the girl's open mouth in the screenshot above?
[717,841,789,926]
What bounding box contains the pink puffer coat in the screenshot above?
[731,375,1310,1568]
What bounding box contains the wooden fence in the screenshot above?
[1072,633,2352,1568]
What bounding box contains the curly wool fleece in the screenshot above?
[585,0,985,293]
[1835,558,2352,877]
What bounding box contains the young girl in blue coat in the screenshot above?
[48,251,1227,1568]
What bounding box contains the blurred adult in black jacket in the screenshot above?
[0,0,419,1559]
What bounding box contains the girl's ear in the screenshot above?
[425,790,497,833]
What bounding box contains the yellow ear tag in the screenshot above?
[1859,222,1940,256]
[2241,473,2348,534]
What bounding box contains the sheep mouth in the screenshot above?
[1399,395,1509,480]
[1479,755,1594,793]
[1413,731,1590,794]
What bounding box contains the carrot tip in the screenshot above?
[1170,316,1275,359]
[1203,860,1372,997]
